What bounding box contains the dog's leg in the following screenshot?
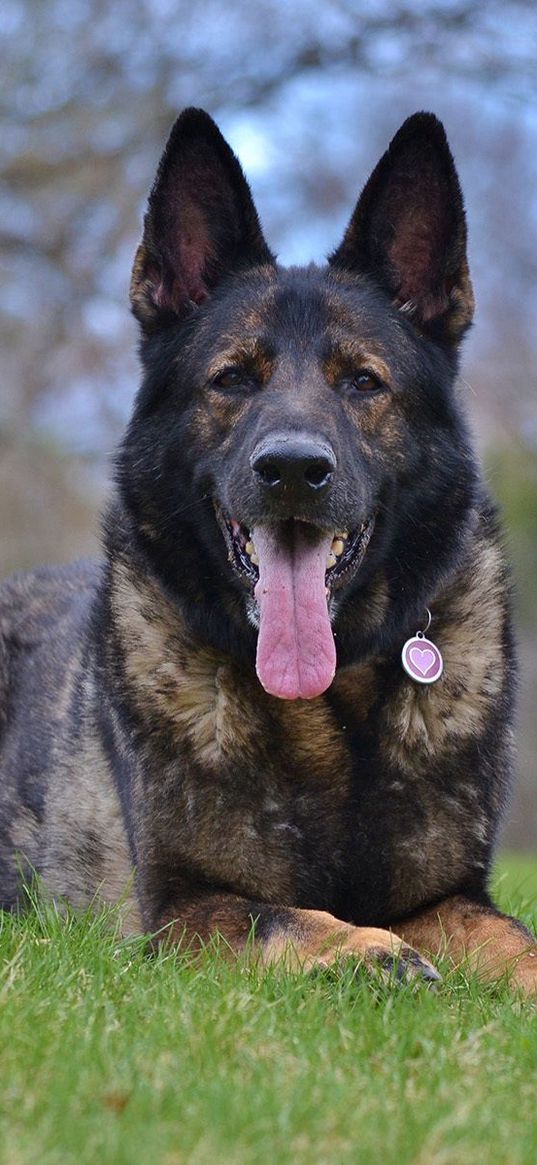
[397,896,537,994]
[153,891,440,983]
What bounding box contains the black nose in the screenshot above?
[250,435,336,494]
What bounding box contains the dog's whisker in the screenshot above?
[164,494,211,523]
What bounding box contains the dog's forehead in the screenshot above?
[208,264,405,359]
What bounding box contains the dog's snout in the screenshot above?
[250,435,336,494]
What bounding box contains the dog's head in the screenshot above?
[119,109,476,700]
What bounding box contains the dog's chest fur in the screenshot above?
[108,535,508,926]
[124,652,497,925]
[0,510,510,931]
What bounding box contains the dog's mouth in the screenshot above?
[216,509,374,701]
[220,516,374,595]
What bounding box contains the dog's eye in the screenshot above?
[211,367,251,391]
[337,369,384,396]
[350,370,383,393]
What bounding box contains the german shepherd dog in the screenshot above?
[1,109,536,991]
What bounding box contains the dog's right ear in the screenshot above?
[329,113,474,346]
[130,109,274,331]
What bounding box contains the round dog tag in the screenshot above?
[401,624,443,685]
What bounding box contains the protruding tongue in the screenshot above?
[253,523,336,700]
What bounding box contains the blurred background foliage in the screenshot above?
[1,0,536,845]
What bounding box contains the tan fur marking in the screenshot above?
[339,392,404,449]
[112,562,263,768]
[398,896,537,995]
[331,662,378,722]
[261,912,386,966]
[205,340,274,385]
[442,261,474,340]
[377,532,508,912]
[156,897,253,954]
[156,898,436,980]
[192,395,250,446]
[259,911,437,981]
[323,347,392,392]
[129,242,153,322]
[385,534,505,770]
[112,560,353,781]
[277,697,350,783]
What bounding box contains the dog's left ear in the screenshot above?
[329,113,474,345]
[131,108,274,331]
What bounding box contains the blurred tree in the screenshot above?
[2,0,537,451]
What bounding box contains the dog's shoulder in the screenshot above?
[0,561,102,733]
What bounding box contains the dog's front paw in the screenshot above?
[299,921,441,986]
[363,941,442,986]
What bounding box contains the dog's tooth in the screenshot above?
[332,538,345,557]
[326,552,337,569]
[335,530,349,540]
[250,552,259,566]
[245,541,255,557]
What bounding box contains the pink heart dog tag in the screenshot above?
[409,646,435,675]
[401,632,443,684]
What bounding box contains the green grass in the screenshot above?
[1,856,536,1165]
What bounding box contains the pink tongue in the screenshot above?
[253,524,336,700]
